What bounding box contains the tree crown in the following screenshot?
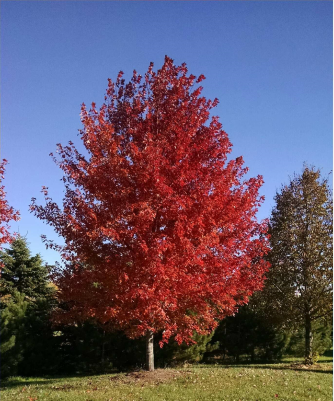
[31,56,269,345]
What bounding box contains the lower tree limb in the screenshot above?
[146,330,154,371]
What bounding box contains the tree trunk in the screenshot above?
[222,322,226,361]
[101,330,105,366]
[305,314,313,364]
[235,319,240,364]
[250,347,255,363]
[146,330,154,371]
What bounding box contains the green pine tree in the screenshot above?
[0,292,28,377]
[0,236,57,376]
[212,304,290,363]
[0,236,54,307]
[287,319,332,361]
[155,331,218,367]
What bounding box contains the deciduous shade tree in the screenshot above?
[30,56,269,371]
[265,166,332,364]
[0,160,20,249]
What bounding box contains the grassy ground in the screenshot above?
[1,357,332,401]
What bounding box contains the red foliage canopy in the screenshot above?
[31,57,269,345]
[0,160,20,249]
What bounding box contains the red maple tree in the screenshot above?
[0,160,20,249]
[31,56,270,370]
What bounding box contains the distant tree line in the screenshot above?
[0,166,332,377]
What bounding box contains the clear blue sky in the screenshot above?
[1,1,332,265]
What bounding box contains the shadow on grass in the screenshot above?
[1,360,332,390]
[0,372,110,390]
[0,379,58,389]
[282,358,333,364]
[201,360,333,375]
[323,349,333,358]
[229,364,332,375]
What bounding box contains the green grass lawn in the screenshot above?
[1,358,332,401]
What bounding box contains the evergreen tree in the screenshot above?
[0,236,53,307]
[156,331,218,367]
[0,292,28,377]
[0,237,57,376]
[212,304,290,363]
[264,166,332,364]
[286,319,332,361]
[18,296,60,376]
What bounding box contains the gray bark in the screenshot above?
[146,330,154,371]
[305,314,313,364]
